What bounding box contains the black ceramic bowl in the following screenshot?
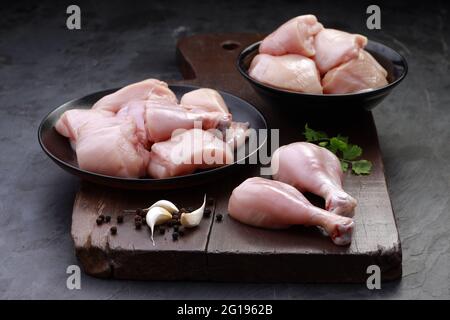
[237,40,408,111]
[38,84,267,190]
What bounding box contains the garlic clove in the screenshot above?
[148,200,179,214]
[146,207,172,246]
[180,195,206,228]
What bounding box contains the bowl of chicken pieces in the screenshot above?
[237,15,408,111]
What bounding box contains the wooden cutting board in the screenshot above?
[71,33,402,282]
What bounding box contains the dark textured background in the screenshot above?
[0,0,449,299]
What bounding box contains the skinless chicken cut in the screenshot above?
[54,109,114,144]
[259,14,323,57]
[271,142,357,217]
[322,50,388,94]
[224,121,250,150]
[92,79,178,113]
[144,100,232,143]
[314,28,368,74]
[147,128,234,179]
[76,117,150,178]
[228,177,354,246]
[180,88,230,114]
[249,53,323,94]
[116,100,149,148]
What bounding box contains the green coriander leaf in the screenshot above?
[326,144,337,154]
[304,124,328,142]
[330,137,348,152]
[340,161,349,172]
[342,144,362,160]
[319,141,328,147]
[352,160,372,175]
[336,134,349,144]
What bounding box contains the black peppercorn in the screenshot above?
[110,226,117,235]
[204,208,211,218]
[105,215,111,223]
[98,214,105,222]
[178,230,184,237]
[173,225,179,232]
[134,215,142,222]
[135,221,142,229]
[117,215,124,223]
[216,213,223,222]
[172,232,179,241]
[96,217,103,226]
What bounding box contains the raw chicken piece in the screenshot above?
[148,129,233,179]
[271,142,357,217]
[314,28,368,74]
[224,121,250,150]
[259,15,323,57]
[322,50,388,94]
[145,101,232,143]
[76,117,150,178]
[116,100,149,148]
[228,177,354,246]
[55,109,114,142]
[180,88,229,114]
[249,54,322,94]
[92,79,177,113]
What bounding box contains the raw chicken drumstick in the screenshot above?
[228,177,354,246]
[271,142,357,217]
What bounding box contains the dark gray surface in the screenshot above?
[0,0,449,299]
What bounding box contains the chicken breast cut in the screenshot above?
[224,121,250,150]
[116,100,149,148]
[92,79,177,113]
[145,100,232,143]
[180,88,230,114]
[314,28,368,74]
[271,142,357,217]
[322,50,388,94]
[228,177,354,246]
[148,128,234,179]
[55,109,114,143]
[76,117,150,178]
[259,14,323,57]
[249,54,323,94]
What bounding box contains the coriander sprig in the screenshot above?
[303,124,372,175]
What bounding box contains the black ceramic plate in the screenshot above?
[38,85,267,190]
[237,40,408,110]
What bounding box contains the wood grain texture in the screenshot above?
[71,33,401,282]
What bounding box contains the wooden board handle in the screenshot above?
[175,33,264,88]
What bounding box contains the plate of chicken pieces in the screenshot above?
[237,14,408,110]
[38,79,267,189]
